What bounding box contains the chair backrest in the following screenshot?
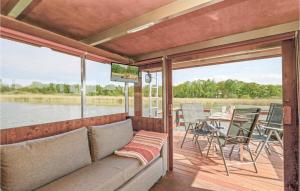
[181,103,205,123]
[265,103,276,123]
[225,108,261,145]
[267,103,283,129]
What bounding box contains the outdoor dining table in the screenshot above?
[207,113,249,161]
[208,113,232,127]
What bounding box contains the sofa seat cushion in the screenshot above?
[36,155,147,191]
[1,128,91,191]
[89,119,133,161]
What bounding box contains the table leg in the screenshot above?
[211,132,217,156]
[181,123,191,148]
[239,144,244,161]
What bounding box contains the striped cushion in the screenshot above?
[115,130,168,165]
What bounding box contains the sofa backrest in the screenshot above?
[89,119,133,161]
[0,127,91,191]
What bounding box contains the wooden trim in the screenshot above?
[129,116,164,133]
[82,0,222,46]
[0,113,127,145]
[282,39,299,191]
[0,15,130,64]
[148,46,281,72]
[134,67,143,116]
[166,58,173,171]
[7,0,33,18]
[1,0,19,15]
[140,62,162,73]
[296,32,300,191]
[135,44,282,67]
[135,22,298,61]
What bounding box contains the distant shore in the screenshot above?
[0,94,281,108]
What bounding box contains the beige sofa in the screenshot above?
[1,119,168,191]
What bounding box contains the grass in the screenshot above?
[0,94,127,106]
[0,94,281,108]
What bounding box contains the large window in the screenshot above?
[0,39,81,128]
[85,60,130,117]
[0,39,135,129]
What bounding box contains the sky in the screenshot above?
[0,38,282,86]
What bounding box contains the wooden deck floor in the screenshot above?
[151,130,283,191]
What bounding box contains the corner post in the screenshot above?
[162,56,173,171]
[124,82,129,114]
[282,35,299,191]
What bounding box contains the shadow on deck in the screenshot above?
[151,130,283,191]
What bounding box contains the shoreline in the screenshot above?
[0,94,282,107]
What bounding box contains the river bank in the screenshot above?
[0,94,281,107]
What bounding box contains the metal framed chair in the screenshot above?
[255,103,276,135]
[252,103,277,154]
[180,103,210,155]
[252,103,283,161]
[206,108,261,176]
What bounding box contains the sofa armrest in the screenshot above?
[161,141,168,176]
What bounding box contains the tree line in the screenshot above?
[0,79,281,99]
[172,79,281,99]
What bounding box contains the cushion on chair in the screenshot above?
[89,119,133,161]
[36,155,150,191]
[1,128,92,191]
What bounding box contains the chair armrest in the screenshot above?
[257,120,268,125]
[261,125,283,131]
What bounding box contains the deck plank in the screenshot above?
[151,130,283,191]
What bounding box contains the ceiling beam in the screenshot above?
[0,15,130,64]
[82,0,222,46]
[144,46,281,72]
[172,46,281,70]
[135,21,299,61]
[7,0,33,18]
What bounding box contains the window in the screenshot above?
[84,59,133,117]
[0,39,135,129]
[0,39,81,128]
[142,71,163,118]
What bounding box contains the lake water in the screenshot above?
[0,102,138,129]
[0,101,268,129]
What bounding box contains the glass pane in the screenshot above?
[85,60,128,117]
[142,71,162,118]
[0,39,81,129]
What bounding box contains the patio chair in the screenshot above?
[180,103,210,155]
[252,103,277,154]
[252,103,283,161]
[206,108,261,176]
[255,103,277,135]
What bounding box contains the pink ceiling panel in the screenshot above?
[20,0,174,39]
[101,0,299,56]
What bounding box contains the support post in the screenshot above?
[124,82,129,114]
[134,67,143,116]
[162,56,173,171]
[80,55,86,118]
[282,37,299,191]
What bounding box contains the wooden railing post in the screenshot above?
[282,36,299,191]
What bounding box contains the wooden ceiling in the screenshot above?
[0,0,299,64]
[100,0,299,57]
